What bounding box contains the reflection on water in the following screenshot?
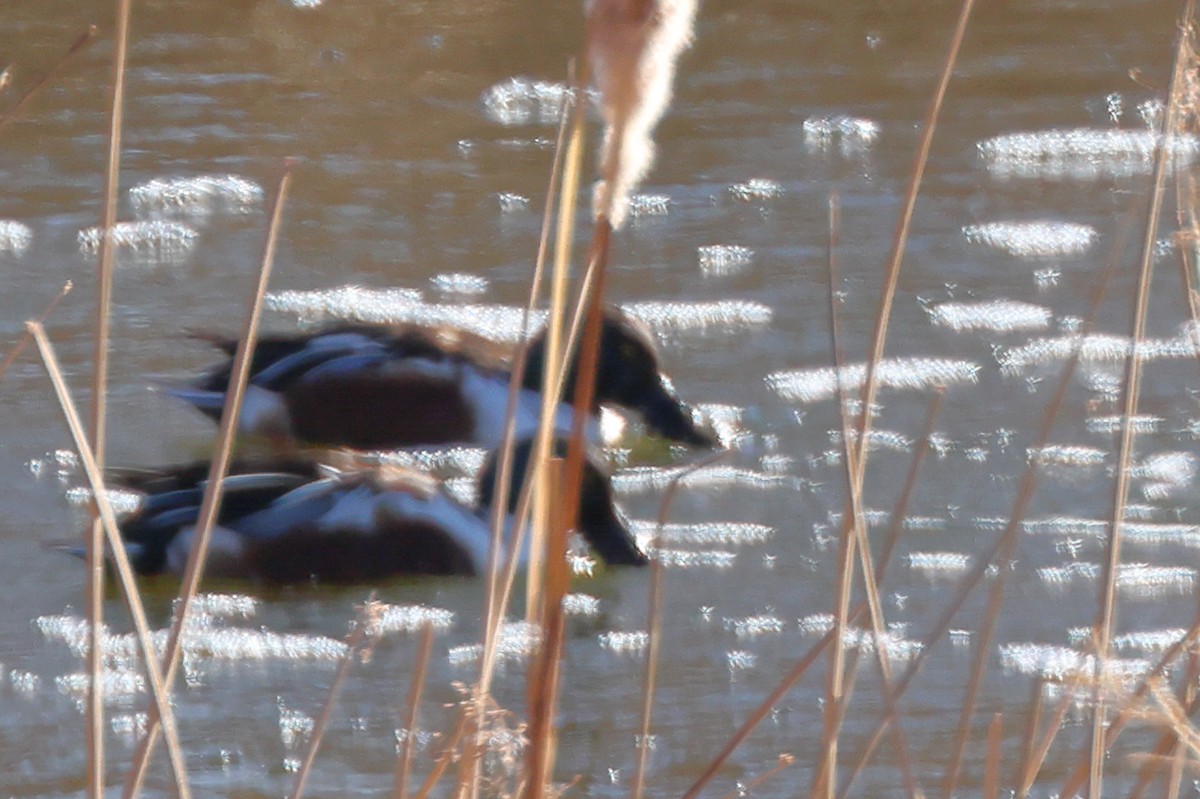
[1,0,1198,796]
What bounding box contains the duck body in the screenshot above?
[89,442,646,584]
[169,310,713,450]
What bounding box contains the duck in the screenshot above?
[66,440,646,584]
[165,307,715,451]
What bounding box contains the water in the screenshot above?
[0,0,1194,796]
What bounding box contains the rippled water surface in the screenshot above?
[1,0,1196,797]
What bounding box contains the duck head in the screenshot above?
[478,438,647,567]
[523,308,715,447]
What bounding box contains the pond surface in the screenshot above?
[1,0,1197,797]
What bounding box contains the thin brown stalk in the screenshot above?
[27,322,191,799]
[676,391,942,799]
[983,713,1002,799]
[1061,623,1200,797]
[1125,581,1200,799]
[1086,9,1190,798]
[1129,689,1200,799]
[469,75,575,799]
[465,80,578,799]
[1010,678,1044,799]
[87,4,132,793]
[813,193,856,799]
[0,280,71,384]
[848,0,975,496]
[0,25,97,138]
[524,78,589,626]
[632,451,731,799]
[839,192,1138,799]
[875,390,943,580]
[524,212,612,799]
[1018,686,1071,799]
[392,622,436,799]
[123,161,293,799]
[524,458,572,799]
[290,600,382,799]
[678,618,837,799]
[482,72,574,660]
[715,755,795,799]
[413,713,471,799]
[813,194,921,799]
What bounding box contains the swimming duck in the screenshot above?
[72,441,645,584]
[166,308,715,451]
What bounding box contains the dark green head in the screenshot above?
[522,308,715,447]
[478,438,647,567]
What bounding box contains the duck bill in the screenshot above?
[580,508,648,567]
[637,379,717,447]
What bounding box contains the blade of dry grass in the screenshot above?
[467,74,582,799]
[0,25,97,139]
[632,451,731,799]
[1010,678,1044,799]
[290,600,383,799]
[413,713,471,799]
[392,621,436,799]
[1017,684,1071,799]
[27,322,191,799]
[813,194,922,799]
[676,392,943,799]
[0,281,71,384]
[1085,7,1191,798]
[122,160,293,799]
[847,0,975,499]
[983,713,1002,799]
[838,189,1140,799]
[1061,621,1200,797]
[87,4,132,795]
[814,193,857,799]
[1121,580,1200,799]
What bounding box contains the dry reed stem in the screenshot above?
[0,280,71,384]
[123,161,293,799]
[1148,680,1200,763]
[983,713,1002,799]
[289,600,382,799]
[632,450,731,799]
[525,81,588,623]
[0,25,97,139]
[839,193,1137,799]
[27,322,192,799]
[88,4,132,794]
[677,393,943,799]
[524,459,572,799]
[468,85,571,799]
[1086,9,1191,797]
[1061,623,1200,797]
[1011,678,1044,799]
[875,390,943,580]
[525,224,612,799]
[715,755,795,799]
[1129,690,1200,799]
[468,78,583,799]
[939,519,1022,797]
[815,194,857,799]
[1125,581,1200,799]
[392,621,436,799]
[847,0,975,501]
[482,75,574,662]
[1018,685,1071,798]
[812,195,921,799]
[414,711,472,799]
